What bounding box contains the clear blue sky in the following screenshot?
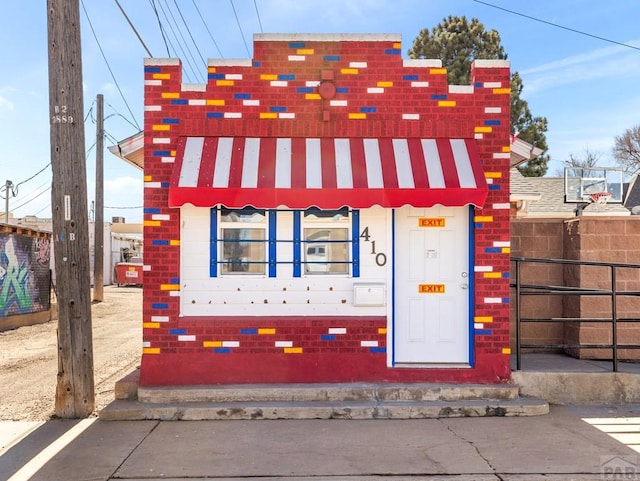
[1,0,639,222]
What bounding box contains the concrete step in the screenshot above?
[100,380,548,420]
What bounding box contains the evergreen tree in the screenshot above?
[409,16,549,176]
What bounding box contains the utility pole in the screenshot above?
[47,0,95,418]
[93,94,104,302]
[4,180,12,224]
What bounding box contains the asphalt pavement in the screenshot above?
[2,404,640,481]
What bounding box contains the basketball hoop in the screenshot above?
[588,192,612,210]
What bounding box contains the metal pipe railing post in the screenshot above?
[611,265,618,372]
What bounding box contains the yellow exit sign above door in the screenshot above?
[418,218,445,227]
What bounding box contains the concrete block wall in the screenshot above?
[141,34,512,385]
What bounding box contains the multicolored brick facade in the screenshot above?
[141,34,511,386]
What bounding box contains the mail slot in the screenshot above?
[353,283,385,306]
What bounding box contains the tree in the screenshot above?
[555,149,602,177]
[613,124,640,175]
[408,16,549,177]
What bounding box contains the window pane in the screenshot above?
[221,228,265,274]
[304,207,349,223]
[304,228,349,274]
[221,207,266,223]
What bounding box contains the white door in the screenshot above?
[394,206,470,364]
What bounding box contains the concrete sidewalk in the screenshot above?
[2,405,640,480]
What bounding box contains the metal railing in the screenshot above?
[511,256,640,372]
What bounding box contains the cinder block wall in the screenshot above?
[511,217,640,360]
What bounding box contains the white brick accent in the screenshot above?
[145,105,161,111]
[411,81,429,88]
[328,328,347,334]
[224,112,242,118]
[178,335,196,342]
[288,55,306,61]
[189,99,206,106]
[330,100,347,107]
[270,81,288,87]
[361,340,378,347]
[145,80,162,86]
[152,214,171,221]
[275,341,293,348]
[484,82,502,88]
[367,87,384,94]
[485,107,502,114]
[474,265,494,272]
[492,203,510,210]
[153,138,170,144]
[350,62,367,68]
[402,114,420,120]
[151,316,170,323]
[243,100,260,106]
[222,341,240,348]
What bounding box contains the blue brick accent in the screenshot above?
[207,112,224,118]
[321,335,336,341]
[241,328,258,335]
[252,61,262,67]
[489,184,501,190]
[475,223,484,229]
[234,93,251,99]
[403,74,419,81]
[502,297,510,303]
[474,82,483,88]
[152,303,168,309]
[485,247,502,253]
[360,106,377,113]
[385,49,401,55]
[485,119,501,126]
[152,240,169,246]
[144,66,162,73]
[152,150,170,157]
[336,87,349,93]
[161,182,170,188]
[475,329,492,335]
[431,94,447,100]
[324,55,340,62]
[278,74,295,80]
[502,272,510,278]
[144,208,161,214]
[169,278,180,284]
[269,106,287,112]
[170,99,188,105]
[297,87,314,93]
[214,348,231,354]
[370,347,386,353]
[170,329,187,335]
[288,42,306,48]
[208,73,225,79]
[162,118,179,124]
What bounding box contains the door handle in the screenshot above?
[461,283,469,289]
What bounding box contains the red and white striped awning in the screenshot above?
[168,137,488,209]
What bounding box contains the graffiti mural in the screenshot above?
[0,233,51,317]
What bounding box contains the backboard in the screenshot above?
[564,167,625,203]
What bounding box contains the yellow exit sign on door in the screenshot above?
[418,218,445,227]
[418,284,445,293]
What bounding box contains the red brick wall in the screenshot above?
[141,35,511,385]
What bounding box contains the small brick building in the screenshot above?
[140,34,511,386]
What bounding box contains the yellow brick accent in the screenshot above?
[161,92,180,99]
[438,100,457,107]
[378,328,387,335]
[284,347,303,354]
[203,341,222,348]
[349,113,367,119]
[152,125,170,131]
[153,73,170,80]
[474,126,492,133]
[143,322,160,329]
[297,48,314,55]
[485,172,502,178]
[305,93,321,100]
[207,67,216,73]
[493,88,511,94]
[170,150,177,156]
[483,272,502,278]
[216,80,234,86]
[144,175,153,181]
[260,112,278,119]
[393,42,402,49]
[160,284,180,291]
[144,220,161,227]
[430,68,447,75]
[143,347,161,354]
[502,348,512,355]
[502,146,511,153]
[377,81,393,87]
[170,240,181,246]
[258,328,276,335]
[474,316,493,323]
[341,68,359,75]
[206,99,225,106]
[260,74,278,80]
[501,247,511,254]
[474,216,493,223]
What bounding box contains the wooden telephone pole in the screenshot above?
[47,0,95,417]
[93,94,104,302]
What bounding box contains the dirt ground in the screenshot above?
[0,286,142,421]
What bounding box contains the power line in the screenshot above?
[172,0,207,69]
[253,0,263,33]
[230,0,251,57]
[192,0,223,57]
[80,0,142,130]
[113,0,154,57]
[474,0,640,51]
[14,164,51,190]
[11,185,51,211]
[149,0,171,56]
[159,0,204,82]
